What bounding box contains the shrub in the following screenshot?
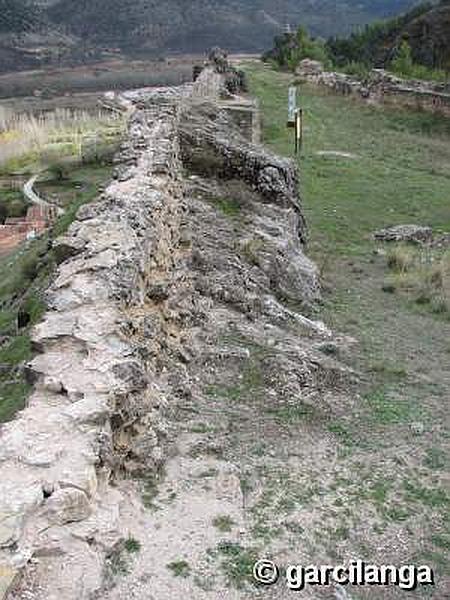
[264,26,332,71]
[391,41,414,77]
[339,61,371,80]
[167,560,191,578]
[46,161,71,182]
[81,142,117,166]
[386,245,416,272]
[390,40,448,82]
[21,255,40,282]
[6,198,27,218]
[124,537,141,554]
[385,246,450,316]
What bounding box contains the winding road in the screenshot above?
[23,173,64,216]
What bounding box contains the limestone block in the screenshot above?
[0,481,43,548]
[64,396,110,426]
[45,488,91,526]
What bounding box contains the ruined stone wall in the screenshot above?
[297,60,450,118]
[373,84,450,117]
[0,99,187,600]
[0,71,321,600]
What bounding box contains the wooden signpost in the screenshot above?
[287,86,303,155]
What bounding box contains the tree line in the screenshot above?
[263,0,449,82]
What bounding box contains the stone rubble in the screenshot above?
[373,224,434,244]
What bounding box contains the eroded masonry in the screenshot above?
[0,58,350,600]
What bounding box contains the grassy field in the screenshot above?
[244,64,450,596]
[0,163,112,422]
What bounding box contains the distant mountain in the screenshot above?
[0,0,421,72]
[46,0,422,51]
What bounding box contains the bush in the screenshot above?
[339,61,371,80]
[386,245,416,272]
[46,161,71,182]
[385,246,450,317]
[81,142,117,166]
[21,255,41,282]
[7,198,27,218]
[264,26,332,72]
[391,41,414,77]
[390,41,448,82]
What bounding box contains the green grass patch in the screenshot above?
[0,381,31,423]
[0,162,112,423]
[266,403,318,423]
[0,187,29,223]
[423,447,448,471]
[403,481,450,510]
[327,423,356,447]
[213,197,241,217]
[167,559,191,578]
[431,533,450,551]
[0,335,31,365]
[124,537,141,554]
[212,515,235,533]
[364,388,415,425]
[245,65,450,257]
[217,542,258,589]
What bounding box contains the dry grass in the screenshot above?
[386,244,416,273]
[0,106,124,173]
[385,246,450,315]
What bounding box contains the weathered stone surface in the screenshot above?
[63,396,110,426]
[431,232,450,249]
[179,102,319,307]
[0,480,43,548]
[45,488,91,526]
[374,224,433,244]
[193,48,247,98]
[296,58,324,76]
[0,96,184,599]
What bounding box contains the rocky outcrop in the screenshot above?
[0,66,334,599]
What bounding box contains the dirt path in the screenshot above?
[23,174,64,216]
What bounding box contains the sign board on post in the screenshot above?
[288,86,297,126]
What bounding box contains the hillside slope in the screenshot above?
[403,1,450,68]
[327,0,450,71]
[0,0,419,72]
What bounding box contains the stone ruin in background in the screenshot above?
[193,47,247,96]
[296,58,450,118]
